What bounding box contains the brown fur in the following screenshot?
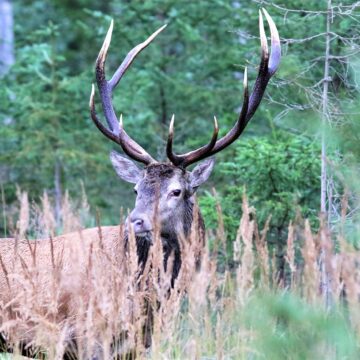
[0,226,123,313]
[0,221,203,356]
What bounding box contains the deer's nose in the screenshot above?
[129,212,146,233]
[132,218,143,228]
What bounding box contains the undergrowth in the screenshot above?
[0,191,359,359]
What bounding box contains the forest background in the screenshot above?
[1,0,360,268]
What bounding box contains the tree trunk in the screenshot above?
[54,158,62,228]
[0,0,14,75]
[320,0,332,308]
[321,1,331,215]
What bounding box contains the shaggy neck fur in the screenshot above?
[125,196,204,285]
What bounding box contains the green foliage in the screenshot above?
[1,0,278,229]
[201,132,321,247]
[242,292,358,359]
[1,24,96,203]
[1,0,359,235]
[172,290,358,359]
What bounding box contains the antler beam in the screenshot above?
[166,8,281,168]
[89,21,167,165]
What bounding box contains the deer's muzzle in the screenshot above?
[128,210,153,237]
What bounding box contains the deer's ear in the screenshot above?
[110,151,142,184]
[189,157,215,191]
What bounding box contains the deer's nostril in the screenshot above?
[133,219,143,228]
[129,213,148,234]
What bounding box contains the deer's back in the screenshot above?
[0,226,123,304]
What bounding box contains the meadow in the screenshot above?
[0,190,358,359]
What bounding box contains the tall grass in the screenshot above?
[0,191,359,359]
[3,188,92,239]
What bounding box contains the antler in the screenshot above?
[166,8,281,168]
[89,20,167,165]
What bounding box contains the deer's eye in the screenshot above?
[134,189,138,195]
[171,189,181,197]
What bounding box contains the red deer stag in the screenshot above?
[0,9,280,359]
[89,8,280,282]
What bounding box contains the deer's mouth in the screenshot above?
[135,230,153,239]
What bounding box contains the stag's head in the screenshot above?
[109,152,214,237]
[89,9,280,239]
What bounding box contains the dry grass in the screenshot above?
[5,188,92,240]
[0,191,359,359]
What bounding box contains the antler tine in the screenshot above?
[263,8,281,76]
[95,20,118,134]
[245,8,281,121]
[166,9,280,168]
[167,115,219,167]
[116,114,157,160]
[109,24,167,91]
[166,114,177,164]
[90,21,166,165]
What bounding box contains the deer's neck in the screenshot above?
[126,198,204,283]
[183,197,195,237]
